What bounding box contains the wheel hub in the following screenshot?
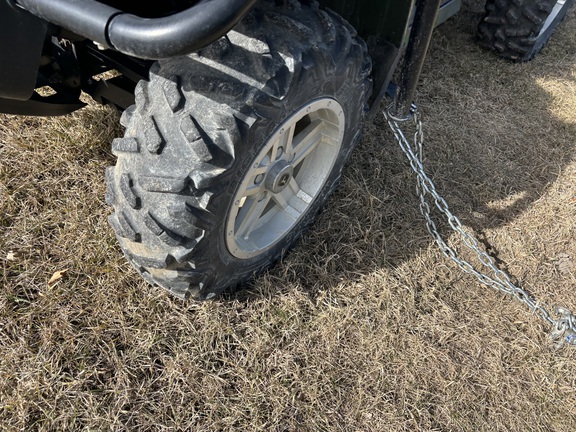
[265,160,294,194]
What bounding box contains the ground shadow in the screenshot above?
[227,0,576,303]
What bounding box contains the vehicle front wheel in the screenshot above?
[105,0,372,300]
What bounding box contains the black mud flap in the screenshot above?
[0,1,47,101]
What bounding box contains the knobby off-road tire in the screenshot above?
[106,0,372,300]
[478,0,574,61]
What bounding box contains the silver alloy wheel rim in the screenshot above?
[225,98,345,259]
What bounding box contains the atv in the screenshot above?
[0,0,572,300]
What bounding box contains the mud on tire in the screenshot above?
[105,0,372,300]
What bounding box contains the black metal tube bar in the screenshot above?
[107,0,258,59]
[14,0,120,47]
[14,0,258,60]
[390,0,443,119]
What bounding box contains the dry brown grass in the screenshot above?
[1,1,575,430]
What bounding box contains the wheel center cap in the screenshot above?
[265,160,294,194]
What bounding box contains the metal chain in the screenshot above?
[383,105,576,347]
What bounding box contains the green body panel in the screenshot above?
[319,0,415,47]
[316,0,461,116]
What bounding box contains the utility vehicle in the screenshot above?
[1,0,572,300]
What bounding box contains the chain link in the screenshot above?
[384,105,576,347]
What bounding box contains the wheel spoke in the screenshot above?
[279,123,296,160]
[272,191,289,210]
[271,124,295,162]
[252,165,269,176]
[244,183,263,196]
[288,177,300,195]
[272,190,302,221]
[291,119,323,167]
[235,194,272,240]
[242,165,268,196]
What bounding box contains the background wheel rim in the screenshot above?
[538,0,567,39]
[225,98,345,259]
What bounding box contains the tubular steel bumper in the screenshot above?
[14,0,259,60]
